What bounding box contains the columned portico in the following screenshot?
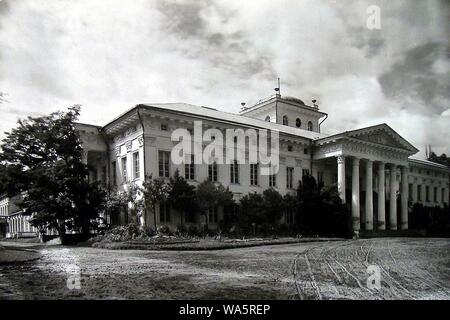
[377,162,386,230]
[365,160,374,230]
[337,156,346,202]
[351,158,360,232]
[401,166,408,230]
[389,164,398,230]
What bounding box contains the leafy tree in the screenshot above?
[167,170,197,226]
[0,106,106,242]
[428,151,450,167]
[296,175,349,237]
[261,188,284,225]
[196,180,234,230]
[239,192,264,233]
[142,175,171,230]
[105,184,143,226]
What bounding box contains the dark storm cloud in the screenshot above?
[379,42,450,114]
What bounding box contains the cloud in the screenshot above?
[0,0,448,157]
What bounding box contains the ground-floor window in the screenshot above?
[317,171,324,184]
[302,169,310,177]
[286,167,294,189]
[208,206,219,224]
[185,155,195,180]
[285,209,294,225]
[208,162,218,182]
[230,160,239,184]
[159,202,170,223]
[417,185,422,201]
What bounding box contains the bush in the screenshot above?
[90,223,150,243]
[157,225,171,235]
[188,225,199,236]
[175,224,187,236]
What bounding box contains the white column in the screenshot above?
[365,160,374,230]
[337,156,346,202]
[401,166,408,230]
[352,158,360,232]
[377,162,386,230]
[389,164,397,230]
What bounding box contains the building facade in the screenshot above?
[2,94,449,236]
[77,94,450,232]
[0,194,39,238]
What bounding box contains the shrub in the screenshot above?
[188,225,199,236]
[157,225,171,235]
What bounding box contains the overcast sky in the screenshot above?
[0,0,449,157]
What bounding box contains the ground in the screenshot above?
[0,238,449,300]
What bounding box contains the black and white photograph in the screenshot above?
[0,0,449,311]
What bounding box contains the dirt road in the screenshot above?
[0,238,448,300]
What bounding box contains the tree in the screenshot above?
[105,183,143,226]
[167,170,197,226]
[428,151,450,167]
[296,175,349,237]
[196,180,234,230]
[0,106,106,242]
[142,175,171,230]
[261,188,284,225]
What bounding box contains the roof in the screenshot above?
[103,102,329,140]
[315,123,419,154]
[408,158,450,170]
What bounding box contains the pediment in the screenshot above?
[346,124,418,153]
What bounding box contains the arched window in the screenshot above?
[307,121,313,131]
[282,115,288,126]
[296,118,301,128]
[265,116,271,122]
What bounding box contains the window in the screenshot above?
[208,206,219,224]
[287,145,293,152]
[159,203,170,223]
[296,118,301,128]
[285,208,294,225]
[426,186,430,202]
[408,184,413,201]
[434,187,437,202]
[208,162,218,182]
[307,121,313,131]
[133,152,140,180]
[160,124,168,131]
[112,161,117,186]
[250,163,259,186]
[286,167,294,189]
[304,147,309,155]
[121,157,127,183]
[317,171,324,184]
[417,185,422,201]
[269,172,277,187]
[302,169,310,177]
[185,155,195,180]
[282,115,288,126]
[101,166,107,185]
[230,160,239,184]
[442,188,446,204]
[158,151,170,178]
[265,116,271,122]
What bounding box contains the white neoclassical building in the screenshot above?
[76,93,450,233]
[2,93,449,237]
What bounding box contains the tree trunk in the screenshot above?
[153,204,157,231]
